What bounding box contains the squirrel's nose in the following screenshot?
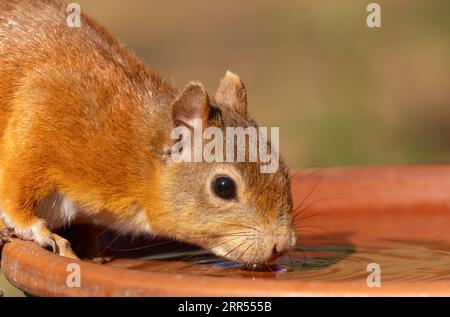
[277,241,289,253]
[269,232,297,260]
[270,240,289,260]
[267,244,285,262]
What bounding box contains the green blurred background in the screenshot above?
[2,0,450,296]
[79,0,450,168]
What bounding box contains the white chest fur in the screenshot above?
[36,191,84,229]
[36,191,151,234]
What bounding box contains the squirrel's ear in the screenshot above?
[214,71,247,115]
[171,82,210,129]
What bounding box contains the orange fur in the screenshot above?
[0,0,296,264]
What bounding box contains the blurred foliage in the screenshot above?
[77,0,450,168]
[0,272,24,297]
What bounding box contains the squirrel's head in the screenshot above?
[146,71,296,265]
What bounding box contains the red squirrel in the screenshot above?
[0,0,296,264]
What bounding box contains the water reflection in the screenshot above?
[126,241,450,282]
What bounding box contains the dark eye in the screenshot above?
[212,176,236,200]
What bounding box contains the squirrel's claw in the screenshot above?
[46,235,58,254]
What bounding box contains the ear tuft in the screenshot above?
[214,71,247,115]
[171,81,210,128]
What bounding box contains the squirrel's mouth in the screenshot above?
[208,232,295,265]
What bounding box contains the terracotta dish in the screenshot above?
[1,165,449,296]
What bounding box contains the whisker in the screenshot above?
[293,170,325,214]
[199,220,260,233]
[222,240,249,259]
[251,241,261,269]
[293,197,337,222]
[294,210,332,224]
[105,232,255,252]
[97,233,122,256]
[208,236,248,250]
[296,229,330,240]
[296,224,330,233]
[174,236,245,265]
[237,241,255,263]
[290,167,323,181]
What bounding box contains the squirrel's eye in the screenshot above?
[212,176,236,200]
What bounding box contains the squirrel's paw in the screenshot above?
[5,221,79,260]
[51,233,79,260]
[0,228,13,249]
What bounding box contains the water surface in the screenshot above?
[109,240,450,282]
